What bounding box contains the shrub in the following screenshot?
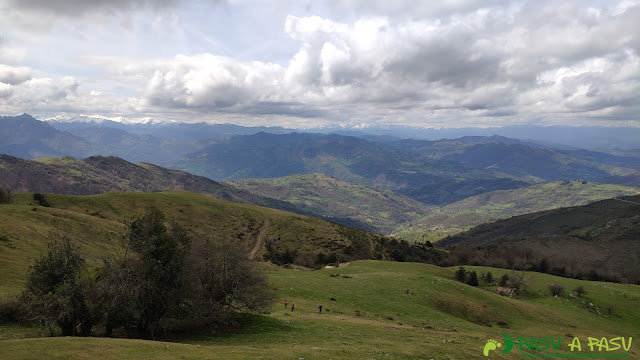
[455,266,466,282]
[33,193,50,207]
[572,286,587,297]
[548,283,564,296]
[0,187,13,204]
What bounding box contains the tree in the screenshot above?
[548,283,564,296]
[499,274,510,287]
[125,208,190,336]
[95,257,141,337]
[485,271,494,283]
[466,271,479,286]
[507,270,528,294]
[102,208,275,336]
[21,234,98,336]
[572,286,587,297]
[455,266,466,282]
[186,238,276,323]
[0,186,12,204]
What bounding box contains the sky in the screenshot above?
[0,0,639,128]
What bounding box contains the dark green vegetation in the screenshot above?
[0,186,12,204]
[395,180,639,241]
[2,261,638,359]
[168,132,528,205]
[12,209,274,338]
[230,173,432,234]
[0,154,304,214]
[439,195,640,283]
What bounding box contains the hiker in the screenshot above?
[291,301,295,312]
[318,304,322,314]
[284,299,288,308]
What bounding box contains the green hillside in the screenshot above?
[230,173,432,234]
[0,154,305,214]
[1,192,638,359]
[439,195,640,283]
[395,180,640,242]
[0,191,424,297]
[1,261,638,359]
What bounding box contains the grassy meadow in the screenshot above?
[1,260,638,359]
[0,192,638,359]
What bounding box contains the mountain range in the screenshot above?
[167,131,530,204]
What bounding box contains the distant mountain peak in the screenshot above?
[36,113,174,125]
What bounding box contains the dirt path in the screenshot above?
[248,219,269,259]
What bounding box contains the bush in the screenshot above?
[33,193,50,207]
[455,266,466,282]
[0,186,13,204]
[0,297,26,322]
[572,286,587,297]
[548,283,564,296]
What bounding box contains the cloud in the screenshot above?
[1,0,639,127]
[0,64,33,85]
[0,71,79,111]
[142,54,285,110]
[1,0,177,17]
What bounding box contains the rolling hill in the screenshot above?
[0,191,439,297]
[0,154,302,213]
[230,173,433,234]
[438,195,640,282]
[167,132,528,205]
[1,261,638,359]
[394,180,640,241]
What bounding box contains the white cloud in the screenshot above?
[0,0,639,127]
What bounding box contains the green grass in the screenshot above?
[1,192,638,359]
[0,191,392,298]
[2,261,638,359]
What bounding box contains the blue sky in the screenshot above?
[0,0,639,128]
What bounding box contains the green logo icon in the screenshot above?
[483,334,515,357]
[483,339,501,356]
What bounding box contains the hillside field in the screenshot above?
[1,261,638,359]
[0,192,638,359]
